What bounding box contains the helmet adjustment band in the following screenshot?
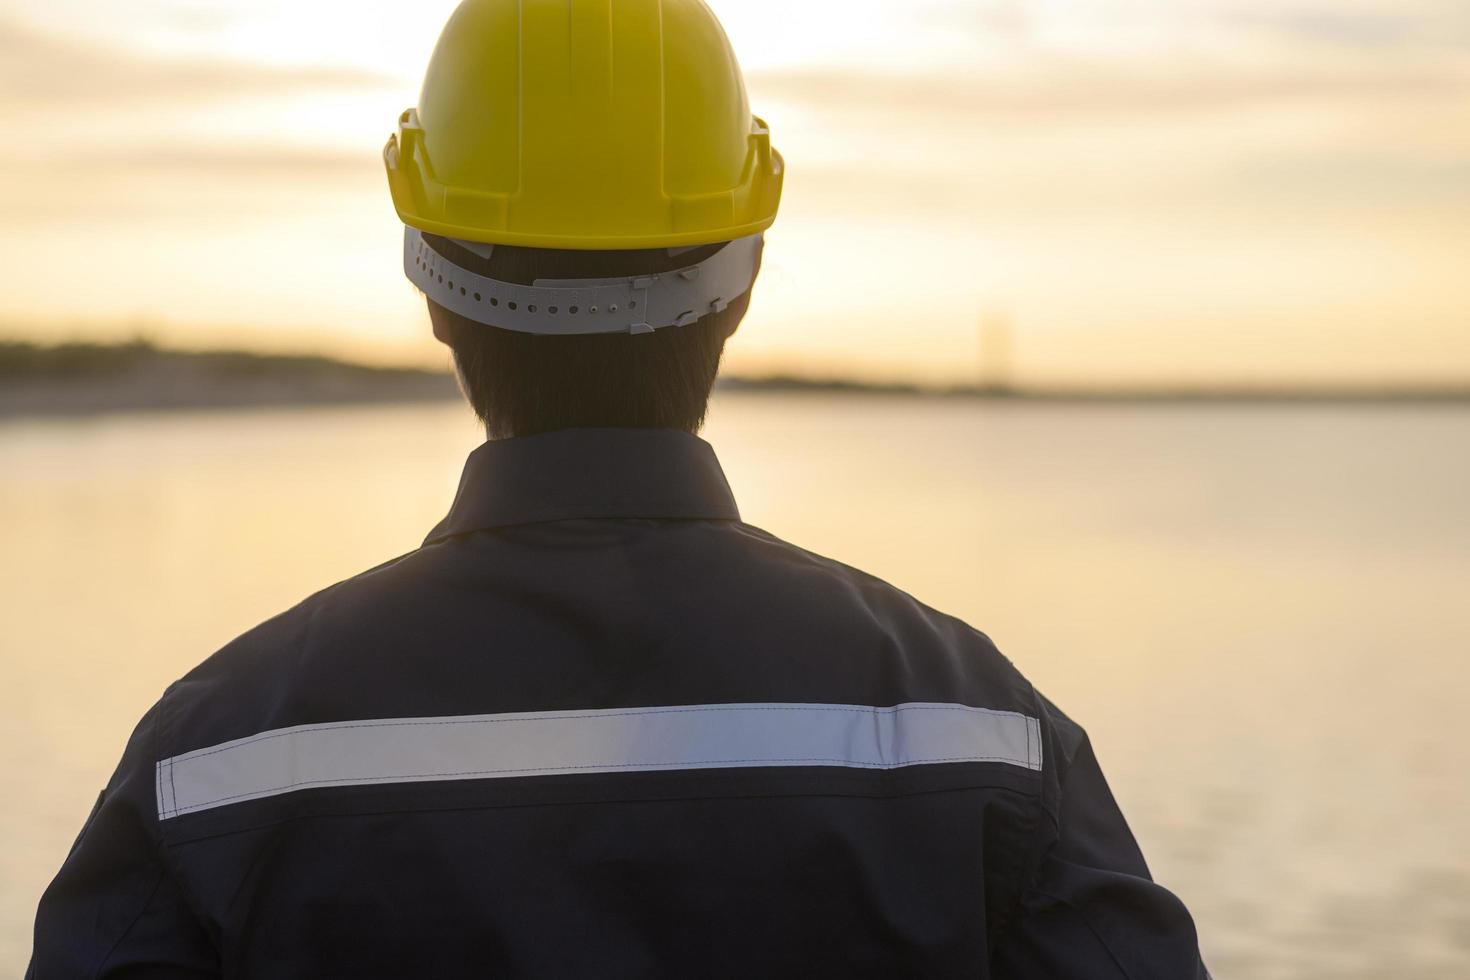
[405,227,762,336]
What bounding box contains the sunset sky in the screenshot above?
[2,0,1467,385]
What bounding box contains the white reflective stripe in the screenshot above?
[155,702,1042,820]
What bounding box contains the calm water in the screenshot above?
[2,395,1468,977]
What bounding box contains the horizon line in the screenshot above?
[4,336,1470,403]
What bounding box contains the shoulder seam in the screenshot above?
[151,685,218,949]
[732,520,1012,657]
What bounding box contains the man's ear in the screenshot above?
[428,301,453,346]
[724,238,764,340]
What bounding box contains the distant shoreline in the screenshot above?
[3,339,1467,418]
[717,374,1470,404]
[0,340,461,417]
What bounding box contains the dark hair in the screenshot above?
[424,235,758,439]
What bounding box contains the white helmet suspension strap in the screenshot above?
[405,227,761,336]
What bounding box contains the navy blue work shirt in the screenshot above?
[30,427,1207,978]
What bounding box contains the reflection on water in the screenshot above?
[2,395,1468,975]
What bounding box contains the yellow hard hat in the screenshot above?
[384,0,784,251]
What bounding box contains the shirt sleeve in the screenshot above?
[991,695,1210,979]
[28,697,219,979]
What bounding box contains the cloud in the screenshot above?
[1228,154,1470,206]
[1223,1,1470,50]
[0,144,382,224]
[0,136,387,228]
[57,146,378,176]
[0,17,393,107]
[914,0,1032,39]
[751,60,1469,121]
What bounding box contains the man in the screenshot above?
[31,1,1207,976]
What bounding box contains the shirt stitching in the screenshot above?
[1024,713,1031,769]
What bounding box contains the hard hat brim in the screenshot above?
[384,112,783,251]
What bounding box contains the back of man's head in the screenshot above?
[390,0,779,440]
[425,236,759,439]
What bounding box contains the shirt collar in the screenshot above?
[424,427,740,544]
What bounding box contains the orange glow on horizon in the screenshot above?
[2,0,1468,385]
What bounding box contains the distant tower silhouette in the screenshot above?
[977,310,1015,395]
